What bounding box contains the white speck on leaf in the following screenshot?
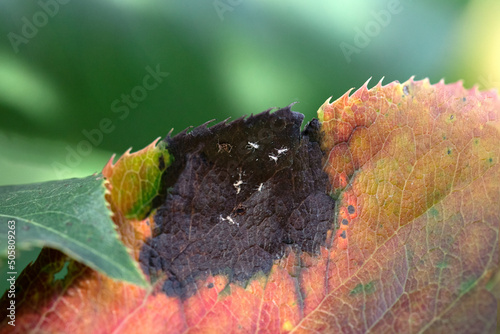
[220,215,239,226]
[246,141,259,151]
[276,147,288,155]
[269,154,278,163]
[233,169,243,194]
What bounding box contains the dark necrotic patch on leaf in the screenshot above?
[140,105,336,298]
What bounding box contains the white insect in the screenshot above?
[246,141,259,151]
[226,216,238,226]
[233,169,244,194]
[276,147,288,155]
[220,215,239,226]
[257,183,264,192]
[268,146,288,163]
[233,179,243,194]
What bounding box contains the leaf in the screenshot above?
[1,78,499,333]
[0,175,146,287]
[300,78,500,332]
[101,138,172,261]
[102,138,172,220]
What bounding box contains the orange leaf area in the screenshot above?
[1,248,326,334]
[307,77,500,332]
[2,78,499,333]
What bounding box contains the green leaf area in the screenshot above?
[0,175,146,286]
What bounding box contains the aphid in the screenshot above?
[233,179,243,194]
[217,140,232,153]
[233,169,243,194]
[219,215,237,225]
[276,147,288,155]
[257,183,264,192]
[246,141,259,151]
[269,154,278,163]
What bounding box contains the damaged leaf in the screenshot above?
[140,109,335,298]
[1,78,499,333]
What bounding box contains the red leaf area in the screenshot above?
[2,78,499,333]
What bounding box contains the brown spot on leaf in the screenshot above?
[140,106,336,298]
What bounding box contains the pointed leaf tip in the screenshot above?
[103,137,172,220]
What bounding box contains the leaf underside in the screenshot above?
[0,175,146,287]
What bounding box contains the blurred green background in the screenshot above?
[1,0,499,294]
